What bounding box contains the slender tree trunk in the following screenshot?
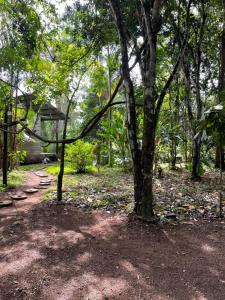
[8,104,13,170]
[57,142,65,202]
[216,11,225,170]
[107,46,113,167]
[137,0,164,221]
[169,89,178,170]
[215,146,225,170]
[191,1,206,179]
[12,89,18,168]
[192,136,202,179]
[109,0,143,215]
[2,104,8,186]
[57,92,76,202]
[138,29,158,219]
[191,56,203,179]
[191,72,203,179]
[55,120,59,156]
[219,157,223,218]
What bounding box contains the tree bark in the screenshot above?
[216,10,225,170]
[57,91,76,202]
[2,104,8,186]
[192,136,202,179]
[57,141,65,202]
[55,120,59,156]
[191,1,206,179]
[107,46,113,167]
[109,0,184,221]
[109,0,144,216]
[215,146,225,170]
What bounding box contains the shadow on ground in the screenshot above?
[0,203,225,300]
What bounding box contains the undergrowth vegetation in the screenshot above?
[40,164,224,222]
[0,170,27,191]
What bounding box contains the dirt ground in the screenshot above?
[0,172,225,300]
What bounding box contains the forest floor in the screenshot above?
[0,167,225,299]
[42,165,225,222]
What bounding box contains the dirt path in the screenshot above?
[0,173,225,300]
[0,172,52,221]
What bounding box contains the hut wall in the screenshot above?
[21,138,43,163]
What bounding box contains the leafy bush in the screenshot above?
[65,140,94,173]
[185,162,205,176]
[9,150,27,166]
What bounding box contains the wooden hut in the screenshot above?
[18,94,66,163]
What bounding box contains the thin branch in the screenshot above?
[19,77,123,144]
[0,31,145,143]
[154,0,192,125]
[0,77,30,124]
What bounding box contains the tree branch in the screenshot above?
[154,0,192,126]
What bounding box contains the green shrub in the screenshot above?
[9,150,27,166]
[65,140,94,173]
[185,162,205,176]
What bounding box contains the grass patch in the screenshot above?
[0,170,28,191]
[19,163,44,171]
[46,163,74,176]
[45,162,98,176]
[42,192,55,201]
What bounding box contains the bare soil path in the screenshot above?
[0,172,225,300]
[0,172,53,221]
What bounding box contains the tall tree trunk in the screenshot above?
[169,88,179,170]
[109,0,144,216]
[191,1,206,179]
[216,12,225,170]
[138,25,158,219]
[192,136,202,178]
[215,146,225,170]
[137,0,163,220]
[2,104,8,186]
[191,68,203,179]
[110,0,184,221]
[55,120,59,156]
[107,46,113,167]
[57,142,65,202]
[57,93,75,202]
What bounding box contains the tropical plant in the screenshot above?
[65,140,94,173]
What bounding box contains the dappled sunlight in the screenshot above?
[1,200,225,299]
[119,259,138,273]
[209,267,221,277]
[208,267,225,285]
[162,229,176,245]
[191,293,208,300]
[28,228,85,248]
[43,273,130,300]
[201,243,216,253]
[76,251,92,264]
[0,247,44,276]
[83,273,129,300]
[79,214,124,239]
